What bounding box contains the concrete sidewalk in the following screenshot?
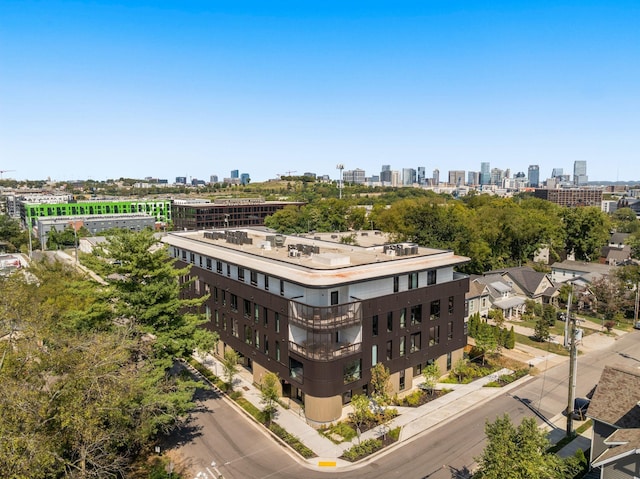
[193,325,610,473]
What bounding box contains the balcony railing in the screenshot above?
[289,341,361,361]
[288,300,362,330]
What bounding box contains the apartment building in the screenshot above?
[164,228,470,424]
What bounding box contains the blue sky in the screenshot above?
[1,1,639,183]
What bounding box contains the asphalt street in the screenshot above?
[169,330,640,479]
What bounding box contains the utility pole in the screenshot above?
[565,288,578,438]
[336,164,344,199]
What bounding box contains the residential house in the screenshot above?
[486,266,558,306]
[465,278,491,324]
[551,260,616,284]
[469,274,526,319]
[587,364,640,478]
[600,233,632,266]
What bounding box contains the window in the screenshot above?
[243,299,251,318]
[216,261,222,274]
[290,357,303,382]
[372,315,379,336]
[222,290,226,307]
[447,351,452,371]
[232,319,238,337]
[214,286,219,303]
[254,304,259,323]
[250,270,258,286]
[400,336,406,356]
[275,312,280,333]
[189,253,195,263]
[448,321,454,340]
[372,345,378,366]
[448,296,454,315]
[414,363,422,377]
[386,340,392,360]
[222,314,227,331]
[238,268,245,282]
[264,275,269,291]
[408,272,418,289]
[254,330,260,348]
[280,280,284,296]
[429,325,440,346]
[387,312,393,332]
[400,308,406,329]
[263,308,268,327]
[244,325,252,344]
[481,297,487,308]
[410,332,421,352]
[181,249,187,261]
[343,359,362,384]
[410,305,422,325]
[399,369,406,390]
[214,310,219,327]
[206,258,212,270]
[264,336,269,355]
[205,305,211,322]
[430,300,440,321]
[330,291,339,305]
[275,341,280,361]
[230,294,238,312]
[226,264,231,277]
[427,269,437,285]
[393,276,399,293]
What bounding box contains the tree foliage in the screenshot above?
[474,415,565,479]
[370,363,392,405]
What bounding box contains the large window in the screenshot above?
[216,260,222,274]
[289,357,303,383]
[400,336,406,356]
[408,272,418,289]
[244,325,252,344]
[448,321,454,340]
[238,267,245,282]
[372,345,378,366]
[429,325,440,346]
[386,340,393,360]
[400,308,406,329]
[250,270,258,286]
[275,312,280,333]
[230,294,238,312]
[430,300,440,321]
[448,296,455,315]
[372,315,379,336]
[343,359,362,384]
[410,332,421,352]
[243,299,251,318]
[387,312,393,332]
[331,291,339,305]
[232,319,238,337]
[393,276,399,293]
[427,269,437,285]
[275,341,280,361]
[410,305,422,325]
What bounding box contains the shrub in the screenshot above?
[388,427,401,441]
[269,423,316,459]
[342,439,383,462]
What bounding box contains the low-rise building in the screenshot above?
[163,228,470,424]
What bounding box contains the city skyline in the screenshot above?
[2,1,639,183]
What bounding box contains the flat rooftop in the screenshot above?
[164,228,469,286]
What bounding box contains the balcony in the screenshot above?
[289,340,361,361]
[288,300,362,330]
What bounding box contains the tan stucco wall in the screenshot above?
[252,362,283,396]
[304,394,343,425]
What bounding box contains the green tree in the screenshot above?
[222,349,239,391]
[260,372,280,425]
[370,363,392,406]
[348,394,372,442]
[451,357,470,383]
[474,415,565,479]
[506,326,516,349]
[422,363,441,395]
[533,315,551,342]
[562,207,611,261]
[475,322,497,364]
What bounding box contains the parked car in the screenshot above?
[634,321,640,330]
[573,397,590,421]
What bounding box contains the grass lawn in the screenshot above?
[514,332,570,356]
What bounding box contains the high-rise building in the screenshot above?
[402,168,416,186]
[210,175,219,184]
[467,171,480,186]
[490,168,504,186]
[240,173,251,185]
[551,168,564,178]
[574,161,588,186]
[432,169,440,185]
[231,169,239,179]
[380,165,392,183]
[176,176,187,184]
[343,168,366,184]
[528,165,540,188]
[480,162,490,185]
[448,170,465,186]
[417,167,426,185]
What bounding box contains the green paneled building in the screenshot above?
[21,199,172,227]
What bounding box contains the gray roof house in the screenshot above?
[551,260,616,284]
[465,278,491,320]
[487,266,558,305]
[470,274,526,319]
[588,365,640,478]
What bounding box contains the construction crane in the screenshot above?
[285,170,297,176]
[0,169,16,179]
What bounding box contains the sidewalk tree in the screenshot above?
[370,363,392,406]
[260,372,280,425]
[451,357,471,383]
[222,350,239,391]
[473,414,565,479]
[349,394,372,442]
[474,322,497,364]
[422,363,441,396]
